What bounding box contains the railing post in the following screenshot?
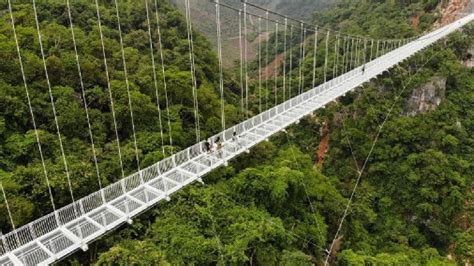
[172,154,177,167]
[0,232,7,253]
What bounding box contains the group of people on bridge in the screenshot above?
[204,131,240,155]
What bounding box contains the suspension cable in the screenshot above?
[145,0,165,155]
[376,40,380,58]
[153,1,173,150]
[301,28,307,93]
[341,37,346,75]
[284,133,325,246]
[184,0,200,142]
[243,2,249,116]
[282,18,287,102]
[323,30,330,83]
[355,38,361,66]
[258,17,262,113]
[369,39,374,61]
[238,10,244,115]
[241,1,418,43]
[274,22,279,106]
[312,26,318,89]
[65,0,102,189]
[32,0,75,203]
[265,11,270,110]
[8,0,57,215]
[288,24,294,98]
[350,38,355,70]
[333,34,339,78]
[113,0,140,170]
[363,38,368,65]
[0,184,19,245]
[94,0,125,178]
[215,0,225,131]
[324,44,445,266]
[297,23,304,94]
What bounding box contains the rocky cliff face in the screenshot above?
[404,77,447,116]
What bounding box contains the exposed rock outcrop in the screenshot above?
[404,77,447,116]
[434,0,471,27]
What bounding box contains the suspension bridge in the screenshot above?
[0,0,473,264]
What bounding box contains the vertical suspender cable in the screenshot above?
[243,2,249,116]
[363,38,367,65]
[297,23,304,94]
[288,24,293,98]
[341,37,346,74]
[274,22,279,105]
[32,0,75,204]
[312,26,318,89]
[336,34,341,76]
[323,30,330,83]
[265,11,270,109]
[184,0,200,142]
[350,38,355,70]
[113,0,141,171]
[238,10,244,115]
[346,37,350,71]
[145,0,165,155]
[376,40,380,58]
[370,39,374,61]
[0,184,19,245]
[333,34,339,78]
[301,28,307,92]
[258,17,262,113]
[66,0,102,189]
[215,0,225,131]
[282,18,287,102]
[153,0,173,149]
[355,38,360,66]
[94,0,125,178]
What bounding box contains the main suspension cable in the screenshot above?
[94,0,125,178]
[32,0,75,203]
[65,0,102,189]
[8,0,57,215]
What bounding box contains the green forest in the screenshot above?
[0,0,473,265]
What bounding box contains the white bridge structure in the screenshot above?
[0,10,472,266]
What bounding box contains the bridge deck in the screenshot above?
[0,13,472,266]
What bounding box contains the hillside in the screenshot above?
[170,0,337,67]
[0,0,472,265]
